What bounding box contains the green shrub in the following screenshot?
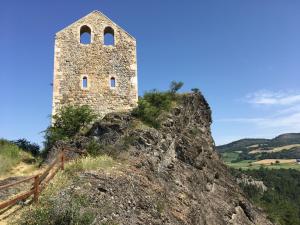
[132,81,184,128]
[191,88,200,93]
[12,138,40,156]
[86,139,104,156]
[65,155,117,174]
[231,168,300,225]
[16,170,95,225]
[132,91,172,128]
[156,199,166,214]
[121,135,136,150]
[169,81,184,94]
[18,194,95,225]
[43,105,97,156]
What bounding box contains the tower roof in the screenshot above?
[56,10,135,40]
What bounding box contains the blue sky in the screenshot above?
[1,0,300,146]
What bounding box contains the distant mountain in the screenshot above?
[272,133,300,146]
[217,138,270,153]
[217,133,300,153]
[217,133,300,162]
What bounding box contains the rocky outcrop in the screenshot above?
[48,93,273,225]
[236,174,268,193]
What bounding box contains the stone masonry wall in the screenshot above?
[52,11,138,118]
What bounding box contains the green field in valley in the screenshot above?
[225,160,300,170]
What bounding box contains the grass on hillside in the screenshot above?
[15,170,94,225]
[249,143,300,154]
[226,159,300,171]
[16,155,120,225]
[65,155,118,174]
[231,168,300,225]
[0,139,37,176]
[221,152,239,163]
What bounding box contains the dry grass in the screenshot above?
[271,144,300,152]
[13,155,120,225]
[0,141,39,178]
[249,144,300,154]
[0,144,22,176]
[0,162,41,180]
[247,144,259,149]
[253,159,297,165]
[65,155,118,173]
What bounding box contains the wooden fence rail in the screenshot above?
[0,151,65,211]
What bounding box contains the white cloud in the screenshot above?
[259,112,300,129]
[218,113,300,129]
[217,118,264,123]
[246,90,300,106]
[217,90,300,134]
[276,104,300,115]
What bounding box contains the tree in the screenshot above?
[132,90,173,128]
[12,139,40,156]
[43,105,97,155]
[169,81,184,94]
[133,81,184,128]
[191,88,200,93]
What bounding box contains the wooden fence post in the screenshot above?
[33,175,40,203]
[61,151,64,170]
[0,150,67,210]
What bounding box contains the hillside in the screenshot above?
[217,133,300,167]
[217,139,270,153]
[0,139,39,179]
[16,93,272,225]
[230,168,300,225]
[217,134,300,224]
[217,133,300,153]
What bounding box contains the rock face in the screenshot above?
[52,93,273,225]
[236,174,268,192]
[52,10,138,118]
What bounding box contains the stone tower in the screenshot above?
[52,10,138,118]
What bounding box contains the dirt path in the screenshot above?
[0,162,42,181]
[0,163,45,224]
[0,176,32,225]
[0,203,26,225]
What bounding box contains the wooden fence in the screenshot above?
[0,151,65,210]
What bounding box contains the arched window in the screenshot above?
[104,27,114,46]
[80,25,91,44]
[82,76,88,88]
[110,77,116,88]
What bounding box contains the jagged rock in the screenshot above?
[45,136,90,163]
[236,174,268,192]
[47,93,273,225]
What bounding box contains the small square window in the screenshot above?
[82,76,88,88]
[110,77,116,88]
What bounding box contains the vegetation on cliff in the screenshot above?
[43,105,97,156]
[231,168,300,225]
[15,92,272,225]
[17,155,118,225]
[132,81,183,128]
